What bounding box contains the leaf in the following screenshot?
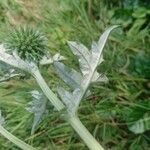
[0,44,35,72]
[128,115,150,134]
[91,25,119,66]
[57,87,81,114]
[72,88,82,113]
[26,90,47,134]
[53,53,66,62]
[40,55,53,65]
[68,41,91,75]
[0,69,22,82]
[57,87,75,114]
[0,110,5,126]
[54,62,82,89]
[57,26,119,113]
[81,26,118,88]
[92,71,108,83]
[57,87,73,109]
[91,42,104,65]
[40,53,66,65]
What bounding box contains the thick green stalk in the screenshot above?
[0,125,36,150]
[32,69,104,150]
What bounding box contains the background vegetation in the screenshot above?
[0,0,150,149]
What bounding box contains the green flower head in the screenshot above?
[5,27,49,64]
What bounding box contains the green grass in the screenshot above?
[0,0,150,149]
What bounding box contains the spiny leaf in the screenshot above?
[0,44,30,71]
[57,87,81,114]
[26,90,47,135]
[72,88,82,113]
[0,69,22,82]
[97,26,119,55]
[68,41,91,75]
[57,26,119,113]
[81,26,119,87]
[54,62,82,89]
[57,87,73,108]
[91,41,104,65]
[91,26,119,67]
[92,71,108,83]
[40,53,66,65]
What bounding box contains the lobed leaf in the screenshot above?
[92,71,108,83]
[0,44,38,73]
[97,26,119,56]
[26,90,47,134]
[91,41,104,65]
[57,87,73,111]
[72,88,82,113]
[40,53,66,65]
[54,62,82,89]
[56,26,119,114]
[91,26,119,68]
[0,69,22,82]
[68,41,91,75]
[57,87,81,114]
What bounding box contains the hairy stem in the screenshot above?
[32,69,104,150]
[0,125,36,150]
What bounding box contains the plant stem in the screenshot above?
[32,69,65,111]
[0,125,36,150]
[32,69,104,150]
[68,116,104,150]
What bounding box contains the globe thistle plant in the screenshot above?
[0,25,119,150]
[5,27,48,64]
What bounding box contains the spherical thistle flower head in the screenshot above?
[5,26,49,65]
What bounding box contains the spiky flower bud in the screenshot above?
[5,27,48,64]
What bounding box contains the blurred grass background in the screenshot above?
[0,0,150,149]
